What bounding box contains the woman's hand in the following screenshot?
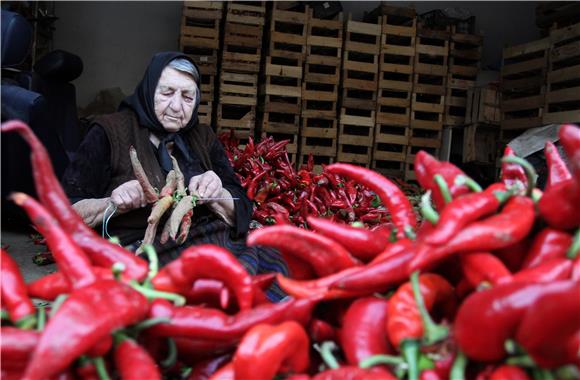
[110,180,147,212]
[188,170,223,204]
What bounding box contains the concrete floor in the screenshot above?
[1,225,57,284]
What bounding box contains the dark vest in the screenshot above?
[92,109,216,244]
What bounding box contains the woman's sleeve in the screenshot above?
[61,125,113,203]
[209,138,253,237]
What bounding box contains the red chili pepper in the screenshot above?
[10,193,96,289]
[306,217,389,262]
[537,178,580,230]
[312,366,397,380]
[425,183,510,246]
[414,150,471,211]
[247,225,360,277]
[326,163,417,239]
[276,268,368,301]
[410,196,535,272]
[493,237,531,273]
[232,322,310,379]
[187,353,232,380]
[308,319,336,343]
[0,327,39,371]
[114,335,161,380]
[544,140,572,189]
[23,280,148,380]
[489,366,530,380]
[247,170,268,200]
[559,124,580,181]
[1,120,149,281]
[515,281,580,368]
[332,242,416,292]
[522,228,573,269]
[147,298,316,341]
[460,252,512,288]
[1,250,36,327]
[511,258,573,283]
[340,297,394,366]
[500,146,528,189]
[453,280,577,362]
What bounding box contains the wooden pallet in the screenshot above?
[462,123,500,164]
[466,84,501,125]
[543,22,580,124]
[221,2,266,74]
[500,37,549,138]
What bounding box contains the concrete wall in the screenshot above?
[53,1,540,108]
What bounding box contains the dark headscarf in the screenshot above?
[120,52,202,172]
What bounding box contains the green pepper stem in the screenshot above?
[359,354,405,368]
[566,229,580,260]
[455,175,483,193]
[112,262,126,281]
[404,225,417,240]
[506,355,536,368]
[493,190,513,204]
[433,174,452,204]
[401,339,420,380]
[130,281,186,306]
[318,341,340,370]
[94,357,112,380]
[49,294,68,319]
[132,317,171,332]
[351,221,365,228]
[143,244,159,281]
[501,156,537,197]
[113,331,130,346]
[420,191,440,225]
[0,309,9,320]
[36,306,46,331]
[450,351,467,380]
[15,314,37,330]
[410,271,449,345]
[161,338,177,368]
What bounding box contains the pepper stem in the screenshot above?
[36,305,46,331]
[132,317,171,332]
[401,339,420,380]
[433,174,452,204]
[130,281,186,306]
[143,244,159,282]
[404,225,417,240]
[161,338,177,368]
[359,354,406,368]
[112,262,126,281]
[94,357,112,380]
[0,309,9,320]
[420,191,440,225]
[318,341,340,370]
[566,229,580,260]
[455,175,483,192]
[15,314,37,330]
[507,355,536,368]
[49,294,68,319]
[501,156,537,197]
[493,190,513,204]
[450,350,467,380]
[410,271,449,345]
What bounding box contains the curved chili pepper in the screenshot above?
[179,245,253,311]
[489,366,530,380]
[247,225,360,277]
[537,179,580,230]
[309,319,336,343]
[1,120,149,281]
[276,268,367,301]
[544,140,572,189]
[312,366,397,380]
[246,170,268,200]
[231,322,309,379]
[511,258,573,283]
[559,124,580,181]
[326,163,417,239]
[515,281,580,368]
[500,146,528,189]
[306,216,389,262]
[522,228,573,269]
[493,237,531,273]
[188,353,232,380]
[23,280,149,380]
[453,280,577,362]
[332,242,416,292]
[114,334,161,380]
[10,193,96,289]
[414,150,471,211]
[460,252,512,288]
[0,327,39,371]
[340,297,394,366]
[410,196,535,272]
[1,250,36,327]
[147,298,316,341]
[425,183,510,246]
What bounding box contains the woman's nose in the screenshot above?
[169,94,182,111]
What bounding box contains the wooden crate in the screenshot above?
[372,123,409,178]
[544,22,580,124]
[404,145,439,181]
[221,2,266,74]
[298,118,338,170]
[536,2,580,30]
[266,3,309,62]
[466,85,501,125]
[500,37,549,141]
[180,2,223,51]
[462,123,500,164]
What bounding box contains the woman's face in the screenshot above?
[154,66,198,132]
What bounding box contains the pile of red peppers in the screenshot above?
[1,120,580,380]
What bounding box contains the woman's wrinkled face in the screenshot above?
[154,67,198,132]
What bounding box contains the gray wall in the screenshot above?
[53,1,540,108]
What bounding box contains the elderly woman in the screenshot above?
[62,52,287,299]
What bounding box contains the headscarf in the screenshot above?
[120,52,202,172]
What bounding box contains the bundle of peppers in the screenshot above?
[2,120,580,380]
